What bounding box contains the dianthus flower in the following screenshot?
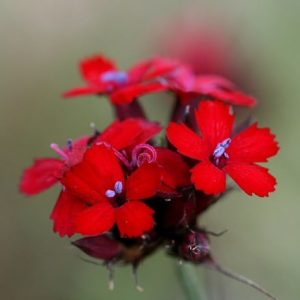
[163,66,256,108]
[20,52,279,299]
[167,101,279,196]
[63,54,179,104]
[59,144,161,237]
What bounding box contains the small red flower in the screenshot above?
[63,55,179,104]
[167,101,279,196]
[60,144,161,237]
[165,70,256,107]
[19,118,161,196]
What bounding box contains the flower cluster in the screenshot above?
[20,54,279,297]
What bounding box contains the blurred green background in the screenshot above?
[1,0,299,299]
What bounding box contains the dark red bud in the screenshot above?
[72,234,122,261]
[178,230,211,263]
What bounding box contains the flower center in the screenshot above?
[105,181,123,198]
[101,71,128,85]
[212,138,231,167]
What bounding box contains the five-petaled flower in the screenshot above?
[167,101,279,196]
[63,54,179,104]
[58,144,161,238]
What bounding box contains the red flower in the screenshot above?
[165,70,256,107]
[20,119,161,196]
[157,61,256,107]
[59,144,161,237]
[167,101,279,196]
[63,55,179,104]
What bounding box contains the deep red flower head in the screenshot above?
[55,144,161,238]
[63,55,179,104]
[19,118,161,197]
[167,101,279,196]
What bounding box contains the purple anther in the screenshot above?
[213,138,231,159]
[114,181,123,194]
[131,144,157,167]
[50,143,68,160]
[66,139,73,151]
[105,189,116,198]
[101,71,128,85]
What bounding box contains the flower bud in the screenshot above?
[178,230,211,263]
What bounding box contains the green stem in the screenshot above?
[175,262,208,300]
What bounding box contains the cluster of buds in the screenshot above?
[20,54,279,299]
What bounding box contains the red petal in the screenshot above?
[97,118,161,150]
[224,163,277,197]
[127,59,153,82]
[167,122,209,160]
[195,101,234,152]
[126,163,161,200]
[62,144,124,203]
[115,202,154,237]
[20,158,63,195]
[110,82,166,104]
[75,202,115,235]
[227,123,279,163]
[80,55,116,83]
[191,162,226,195]
[211,89,256,107]
[193,76,256,107]
[194,76,235,91]
[63,86,107,98]
[50,191,86,237]
[156,147,190,188]
[142,57,180,80]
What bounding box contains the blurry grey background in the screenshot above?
[1,0,299,299]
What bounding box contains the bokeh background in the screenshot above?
[1,0,299,299]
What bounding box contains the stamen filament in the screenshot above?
[50,143,68,160]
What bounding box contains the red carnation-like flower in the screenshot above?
[167,101,279,196]
[58,144,161,238]
[164,68,256,107]
[63,55,179,104]
[19,118,161,196]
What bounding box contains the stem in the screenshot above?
[175,262,208,300]
[113,101,146,120]
[207,261,277,300]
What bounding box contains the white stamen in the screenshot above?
[101,71,128,84]
[114,181,123,194]
[213,138,231,159]
[105,189,116,198]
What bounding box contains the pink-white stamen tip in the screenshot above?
[105,189,116,198]
[50,143,68,160]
